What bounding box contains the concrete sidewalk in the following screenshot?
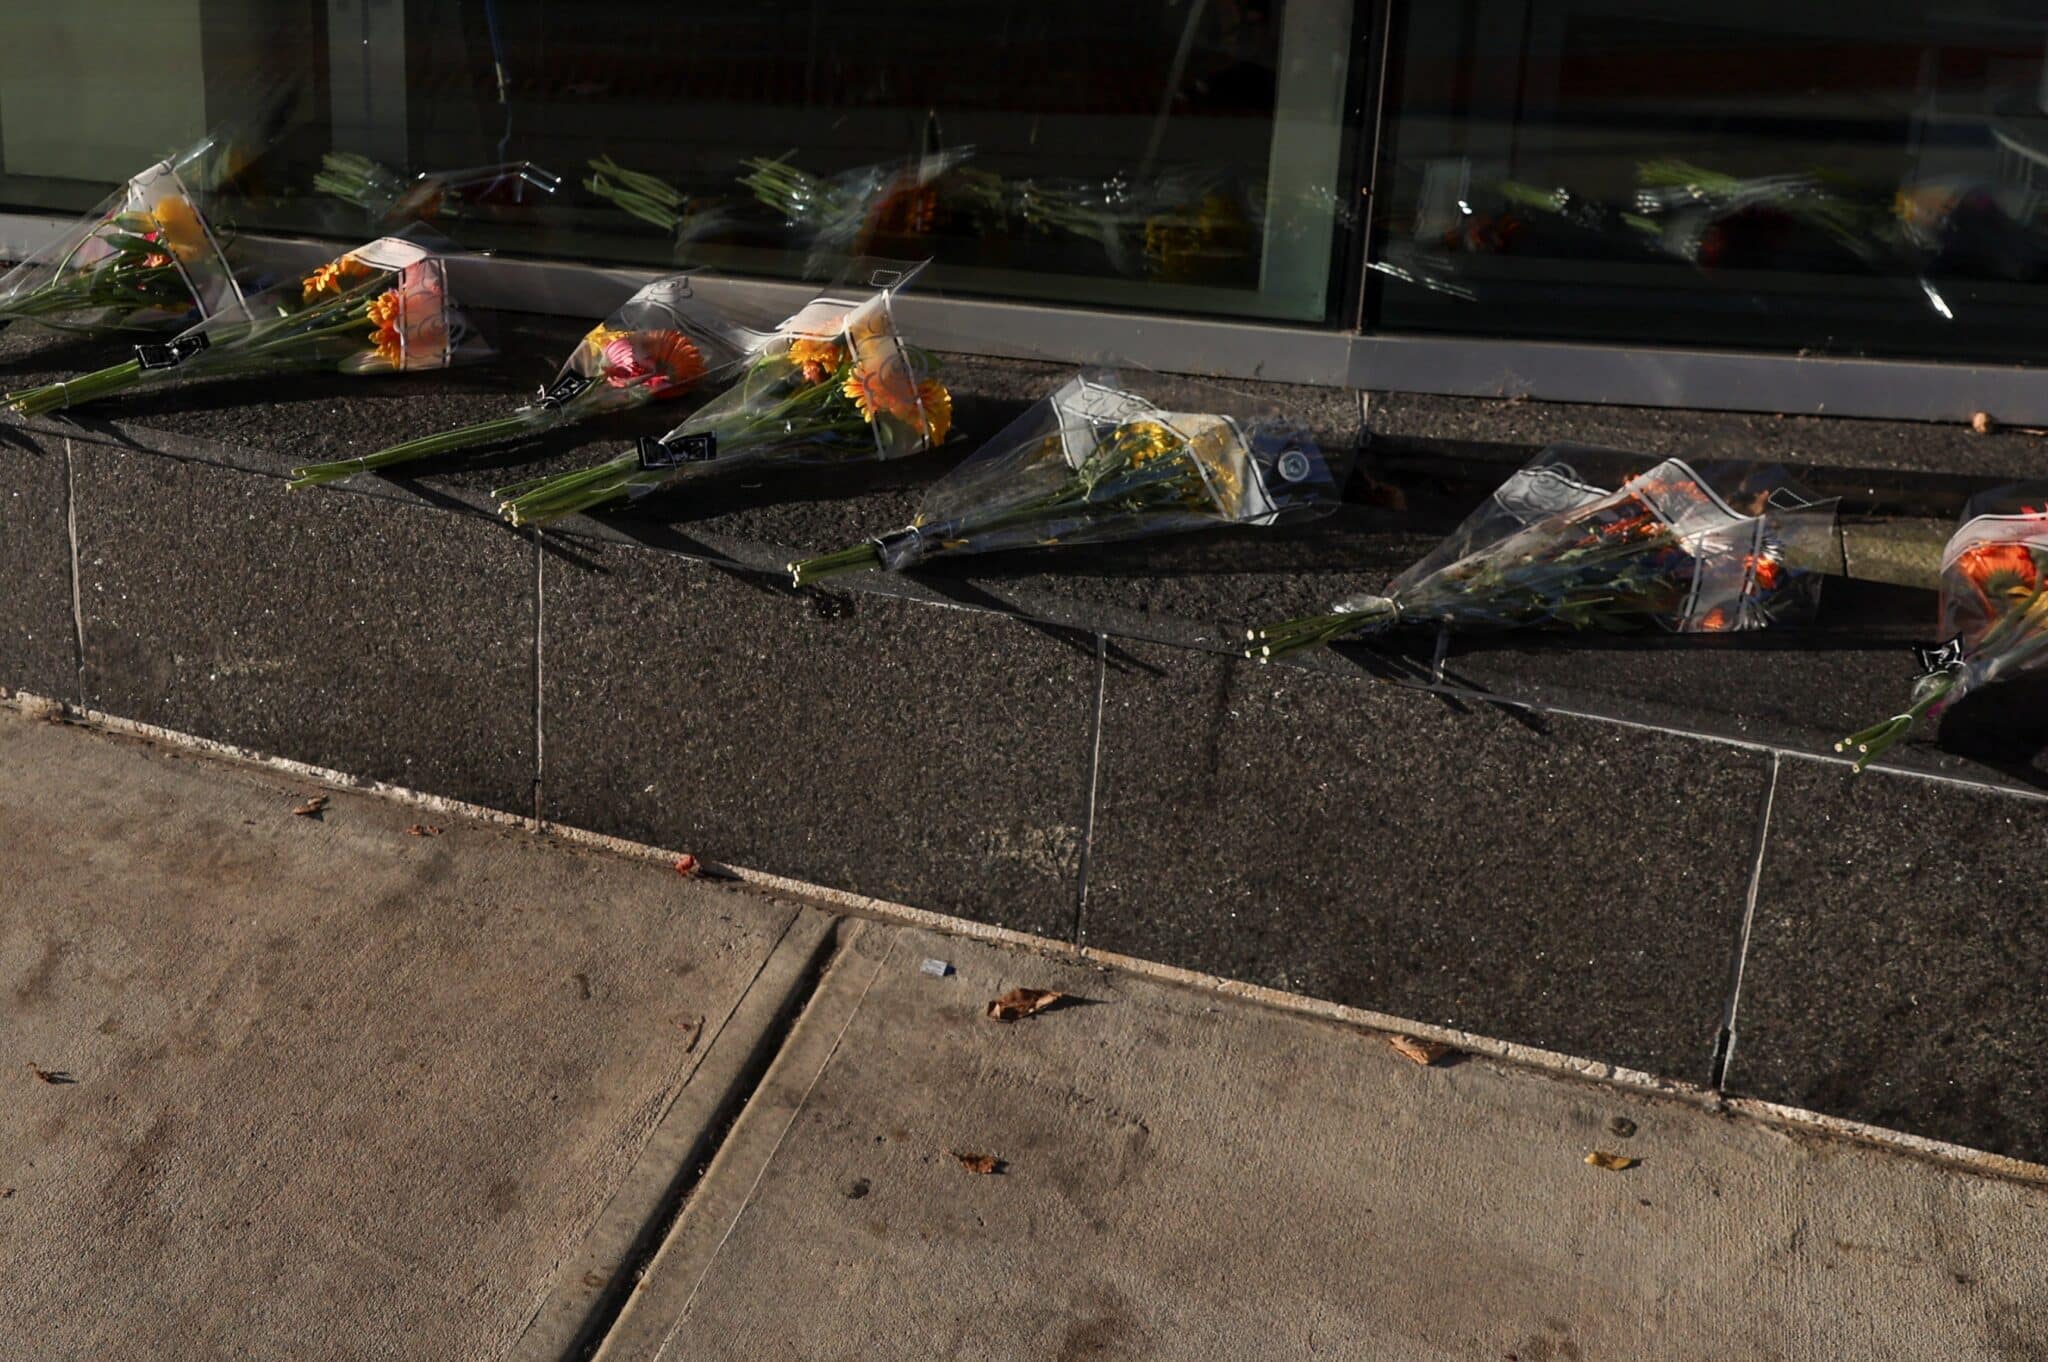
[2,701,2045,1360]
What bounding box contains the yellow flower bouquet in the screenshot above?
[0,131,246,337]
[789,371,1336,585]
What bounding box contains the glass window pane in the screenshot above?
[1370,4,2048,363]
[0,0,1367,325]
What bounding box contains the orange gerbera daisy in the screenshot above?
[303,253,377,304]
[600,329,706,399]
[1958,541,2040,610]
[787,336,844,385]
[915,379,952,444]
[842,363,924,425]
[367,289,406,367]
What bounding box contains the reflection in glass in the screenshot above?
[1373,5,2048,361]
[0,1,1364,325]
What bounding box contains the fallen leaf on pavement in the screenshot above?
[986,987,1064,1022]
[291,795,329,818]
[25,1063,72,1085]
[1389,1035,1452,1066]
[951,1151,1004,1175]
[406,824,442,837]
[673,854,700,877]
[1585,1151,1638,1172]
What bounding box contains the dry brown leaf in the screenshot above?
[951,1151,1004,1175]
[291,795,329,818]
[1389,1035,1452,1066]
[1585,1151,1638,1172]
[986,987,1065,1022]
[24,1063,70,1085]
[406,823,442,838]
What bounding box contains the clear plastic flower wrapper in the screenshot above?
[0,132,245,337]
[1248,447,1837,661]
[287,273,760,488]
[315,152,560,229]
[787,371,1337,586]
[1838,490,2048,771]
[494,264,946,527]
[5,235,485,419]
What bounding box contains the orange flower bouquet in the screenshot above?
[288,274,758,487]
[0,132,244,336]
[1249,449,1836,661]
[495,277,948,527]
[1839,493,2048,770]
[5,236,484,419]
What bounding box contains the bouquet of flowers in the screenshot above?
[788,371,1335,585]
[287,274,761,487]
[494,271,947,527]
[5,235,484,418]
[1248,448,1835,661]
[1838,491,2048,770]
[0,133,244,336]
[315,152,559,228]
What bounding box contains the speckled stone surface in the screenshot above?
[1081,641,1773,1081]
[71,446,537,810]
[0,430,76,700]
[540,538,1095,938]
[1726,758,2048,1163]
[1368,391,2048,490]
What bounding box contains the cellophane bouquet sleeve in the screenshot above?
[1839,490,2048,770]
[288,273,759,487]
[788,369,1336,585]
[0,133,245,336]
[494,267,946,526]
[1250,447,1836,659]
[5,235,487,418]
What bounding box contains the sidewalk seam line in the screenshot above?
[531,532,545,827]
[1712,750,1781,1092]
[63,436,85,706]
[655,930,897,1362]
[1070,632,1108,949]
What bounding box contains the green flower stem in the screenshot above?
[1835,676,1955,773]
[6,359,144,417]
[788,541,883,586]
[1246,600,1402,662]
[290,409,553,489]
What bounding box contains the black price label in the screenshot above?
[1915,637,1966,675]
[637,432,717,469]
[133,333,210,371]
[536,371,594,409]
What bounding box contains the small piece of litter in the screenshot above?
[919,959,953,978]
[1389,1035,1452,1066]
[986,987,1064,1022]
[672,854,699,877]
[1608,1116,1638,1139]
[406,824,442,838]
[951,1151,1004,1175]
[0,1187,13,1198]
[1585,1151,1638,1172]
[1972,411,1995,434]
[291,795,329,818]
[24,1063,71,1085]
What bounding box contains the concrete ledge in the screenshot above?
[4,317,2047,1167]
